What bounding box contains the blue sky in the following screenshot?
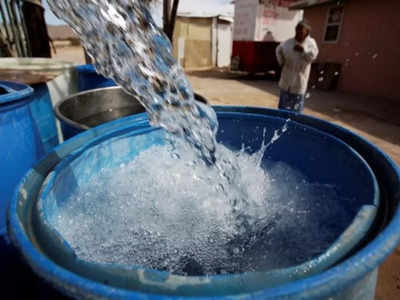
[44,0,232,25]
[43,1,64,25]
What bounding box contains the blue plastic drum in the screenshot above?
[0,81,44,236]
[0,81,45,298]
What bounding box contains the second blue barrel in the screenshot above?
[76,64,116,92]
[0,80,45,298]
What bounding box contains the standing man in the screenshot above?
[276,20,318,113]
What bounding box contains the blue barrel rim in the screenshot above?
[7,106,400,299]
[0,80,34,105]
[31,111,379,296]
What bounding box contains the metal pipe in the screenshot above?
[167,0,179,41]
[5,0,21,55]
[0,1,12,44]
[9,0,25,56]
[11,0,25,55]
[17,0,31,56]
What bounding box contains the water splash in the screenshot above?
[48,0,217,164]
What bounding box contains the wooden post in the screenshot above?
[166,0,179,42]
[22,0,51,57]
[163,0,179,42]
[0,33,12,57]
[163,0,171,35]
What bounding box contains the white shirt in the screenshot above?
[276,36,319,95]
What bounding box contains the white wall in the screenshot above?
[255,2,303,42]
[233,0,259,41]
[233,0,303,42]
[217,21,233,67]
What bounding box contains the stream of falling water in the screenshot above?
[48,0,266,239]
[49,0,218,163]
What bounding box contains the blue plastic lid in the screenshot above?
[0,81,34,105]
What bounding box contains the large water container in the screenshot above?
[55,87,145,140]
[8,107,400,299]
[0,81,44,235]
[55,86,208,140]
[0,80,45,298]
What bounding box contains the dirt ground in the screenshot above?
[51,44,87,65]
[53,45,400,299]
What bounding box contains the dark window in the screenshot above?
[324,6,344,43]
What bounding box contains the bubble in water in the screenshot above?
[52,143,270,275]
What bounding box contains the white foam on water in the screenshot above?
[51,142,353,275]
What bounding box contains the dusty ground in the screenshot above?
[54,45,400,299]
[51,44,86,65]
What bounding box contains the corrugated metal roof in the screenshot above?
[177,0,234,19]
[290,0,338,9]
[149,0,234,26]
